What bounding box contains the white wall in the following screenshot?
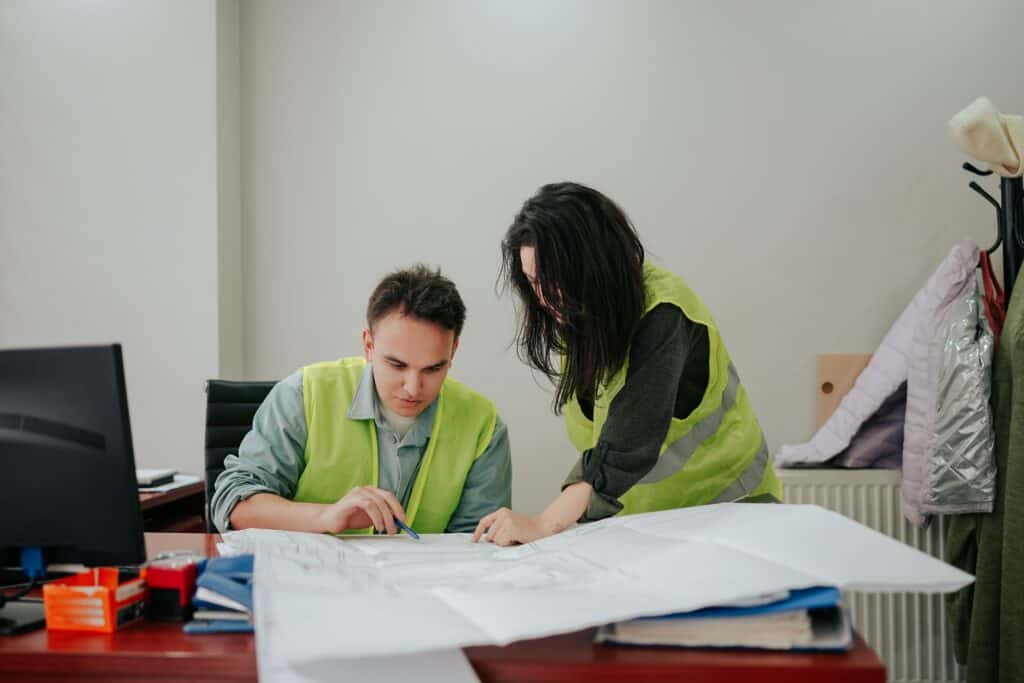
[0,1,225,472]
[6,2,1022,513]
[240,0,1024,514]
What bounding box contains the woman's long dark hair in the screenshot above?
[500,182,646,413]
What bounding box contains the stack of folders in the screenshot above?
[183,555,254,634]
[595,586,852,651]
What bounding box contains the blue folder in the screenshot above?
[640,585,841,621]
[185,554,255,635]
[184,619,254,634]
[192,555,254,612]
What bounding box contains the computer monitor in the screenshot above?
[0,344,146,634]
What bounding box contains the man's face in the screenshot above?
[362,311,458,418]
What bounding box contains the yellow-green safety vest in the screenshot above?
[565,263,781,515]
[294,357,497,534]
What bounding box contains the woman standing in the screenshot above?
[474,182,781,546]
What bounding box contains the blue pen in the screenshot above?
[394,517,420,540]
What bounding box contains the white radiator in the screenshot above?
[778,468,966,683]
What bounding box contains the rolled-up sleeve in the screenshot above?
[562,304,707,522]
[445,416,512,533]
[209,371,309,532]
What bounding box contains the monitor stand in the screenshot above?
[0,601,46,635]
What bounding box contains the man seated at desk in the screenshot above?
[211,265,511,535]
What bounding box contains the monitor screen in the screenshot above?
[0,344,145,568]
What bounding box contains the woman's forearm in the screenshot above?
[539,481,592,534]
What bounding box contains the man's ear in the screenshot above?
[451,335,460,361]
[362,328,373,362]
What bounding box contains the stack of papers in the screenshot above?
[138,473,202,493]
[596,586,852,651]
[136,468,177,487]
[184,555,254,634]
[216,503,974,678]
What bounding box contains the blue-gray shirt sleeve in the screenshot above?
[444,416,512,533]
[209,370,308,532]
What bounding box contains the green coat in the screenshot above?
[946,267,1024,682]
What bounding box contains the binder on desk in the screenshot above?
[184,555,254,635]
[596,586,853,652]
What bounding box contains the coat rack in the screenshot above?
[963,162,1024,300]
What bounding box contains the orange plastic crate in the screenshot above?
[42,567,148,633]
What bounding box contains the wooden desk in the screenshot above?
[138,482,206,533]
[0,534,887,683]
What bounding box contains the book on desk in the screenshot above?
[184,555,254,635]
[596,586,852,652]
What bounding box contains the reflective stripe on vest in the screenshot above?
[294,357,497,534]
[639,361,741,484]
[709,438,773,503]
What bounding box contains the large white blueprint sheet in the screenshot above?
[224,503,973,673]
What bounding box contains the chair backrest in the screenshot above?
[204,379,277,532]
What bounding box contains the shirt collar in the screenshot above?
[346,362,378,420]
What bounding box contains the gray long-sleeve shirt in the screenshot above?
[563,303,710,521]
[211,363,512,533]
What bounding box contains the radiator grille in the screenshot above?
[778,468,965,683]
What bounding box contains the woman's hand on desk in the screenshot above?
[471,508,556,546]
[317,486,407,535]
[471,482,593,546]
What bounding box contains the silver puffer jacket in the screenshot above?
[905,241,996,523]
[776,241,996,527]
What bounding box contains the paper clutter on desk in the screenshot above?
[136,468,177,487]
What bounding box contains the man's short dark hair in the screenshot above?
[366,264,466,337]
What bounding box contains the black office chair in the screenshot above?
[204,379,277,532]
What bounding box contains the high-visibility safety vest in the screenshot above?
[565,264,782,514]
[293,357,497,533]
